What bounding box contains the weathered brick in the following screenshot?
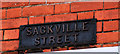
[78,12,93,20]
[4,29,19,40]
[47,0,78,2]
[58,48,67,51]
[0,30,3,40]
[103,44,118,47]
[7,8,21,18]
[23,5,54,17]
[0,40,19,51]
[45,13,77,23]
[68,47,75,50]
[29,16,44,24]
[97,22,102,32]
[104,0,119,2]
[30,2,46,5]
[90,0,103,2]
[1,9,6,19]
[97,32,119,43]
[95,9,119,20]
[3,51,18,54]
[30,0,46,5]
[2,2,29,8]
[55,3,70,14]
[30,0,46,2]
[0,18,28,29]
[43,49,51,52]
[103,20,119,31]
[104,2,119,9]
[47,2,63,4]
[71,2,103,12]
[89,45,102,48]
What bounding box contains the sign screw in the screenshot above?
[20,26,26,31]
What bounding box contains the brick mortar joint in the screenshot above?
[1,1,73,9]
[0,8,119,20]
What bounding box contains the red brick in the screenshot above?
[97,32,119,43]
[47,2,61,4]
[89,0,103,2]
[68,47,78,50]
[97,22,102,32]
[29,16,44,24]
[30,2,46,5]
[52,48,59,51]
[0,18,28,29]
[58,48,67,51]
[71,2,103,12]
[95,9,119,20]
[89,45,102,48]
[43,49,51,52]
[103,20,119,31]
[30,0,46,2]
[55,4,70,14]
[1,9,6,19]
[104,2,119,9]
[0,30,3,40]
[104,0,119,2]
[68,47,74,50]
[103,44,118,47]
[45,13,77,23]
[78,12,93,20]
[30,0,46,5]
[23,5,54,17]
[0,40,19,51]
[7,8,21,18]
[48,0,78,2]
[3,51,18,54]
[2,2,29,8]
[4,29,19,40]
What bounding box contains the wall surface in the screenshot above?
[0,0,120,54]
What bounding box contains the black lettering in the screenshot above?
[49,36,55,44]
[83,22,88,31]
[34,37,40,46]
[41,37,47,45]
[75,23,80,32]
[62,24,65,33]
[57,35,62,44]
[40,26,46,35]
[33,27,39,36]
[26,27,32,36]
[55,25,61,33]
[67,24,72,32]
[48,25,53,34]
[73,33,79,42]
[65,34,70,43]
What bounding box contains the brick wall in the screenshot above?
[0,0,120,54]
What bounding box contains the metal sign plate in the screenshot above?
[19,19,96,50]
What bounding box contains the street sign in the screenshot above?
[19,19,96,50]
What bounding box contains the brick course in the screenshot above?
[97,32,119,43]
[23,5,54,17]
[1,1,119,53]
[7,8,22,18]
[4,29,19,40]
[95,9,119,20]
[55,4,70,14]
[45,13,77,23]
[29,16,44,24]
[71,2,103,12]
[103,20,119,31]
[1,18,28,29]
